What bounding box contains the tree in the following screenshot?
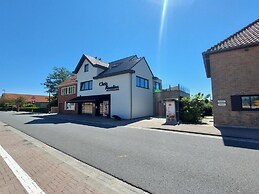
[15,96,26,112]
[43,67,73,106]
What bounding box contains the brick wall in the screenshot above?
[210,46,259,128]
[57,84,78,114]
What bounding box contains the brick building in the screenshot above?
[1,93,49,108]
[153,85,190,118]
[57,75,78,114]
[203,19,259,128]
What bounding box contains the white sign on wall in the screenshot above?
[217,100,226,106]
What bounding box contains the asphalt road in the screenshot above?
[0,111,259,194]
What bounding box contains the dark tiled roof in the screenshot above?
[204,19,259,54]
[94,55,143,79]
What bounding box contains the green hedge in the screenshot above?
[0,106,48,113]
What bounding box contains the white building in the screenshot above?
[69,54,161,119]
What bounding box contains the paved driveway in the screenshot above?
[1,111,259,194]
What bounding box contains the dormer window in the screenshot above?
[84,64,89,72]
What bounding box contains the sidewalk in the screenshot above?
[49,113,259,141]
[127,117,259,141]
[0,121,148,194]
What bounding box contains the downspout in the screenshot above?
[130,73,133,119]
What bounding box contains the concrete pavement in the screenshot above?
[0,121,148,194]
[43,113,259,141]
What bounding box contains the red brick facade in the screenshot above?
[57,76,78,114]
[210,46,259,128]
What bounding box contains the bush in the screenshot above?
[16,107,48,113]
[180,93,212,124]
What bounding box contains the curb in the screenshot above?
[148,127,259,143]
[1,121,149,194]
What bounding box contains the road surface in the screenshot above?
[0,111,259,194]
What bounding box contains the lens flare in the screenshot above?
[158,0,168,49]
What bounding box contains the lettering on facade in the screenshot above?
[99,82,119,91]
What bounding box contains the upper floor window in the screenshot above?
[61,86,76,95]
[80,80,93,91]
[154,81,161,91]
[136,76,149,89]
[84,64,89,72]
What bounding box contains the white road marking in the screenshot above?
[0,145,45,194]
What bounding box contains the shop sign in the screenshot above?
[217,100,226,106]
[99,82,119,91]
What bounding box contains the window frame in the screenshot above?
[136,76,149,89]
[80,80,93,91]
[64,102,75,111]
[84,64,89,72]
[154,81,161,90]
[61,86,76,95]
[241,95,259,111]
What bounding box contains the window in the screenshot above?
[154,81,161,91]
[136,76,149,89]
[241,95,259,110]
[61,86,75,95]
[64,102,75,110]
[80,80,93,91]
[84,64,89,72]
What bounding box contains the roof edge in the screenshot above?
[204,18,259,54]
[93,70,135,79]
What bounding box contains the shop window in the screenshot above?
[241,95,259,110]
[82,102,93,114]
[64,102,75,110]
[231,95,259,111]
[80,80,93,91]
[136,76,149,89]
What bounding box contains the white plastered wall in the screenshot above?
[131,59,153,118]
[77,59,131,119]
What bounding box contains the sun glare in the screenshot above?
[159,0,169,47]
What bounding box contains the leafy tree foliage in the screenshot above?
[15,96,26,112]
[43,67,73,106]
[180,93,212,124]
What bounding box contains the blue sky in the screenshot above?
[0,0,258,96]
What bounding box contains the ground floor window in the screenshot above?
[64,102,75,110]
[231,95,259,111]
[82,102,93,114]
[241,95,259,110]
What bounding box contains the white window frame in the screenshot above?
[61,86,76,95]
[64,102,75,110]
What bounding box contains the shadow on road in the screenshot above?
[25,114,150,129]
[216,126,259,150]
